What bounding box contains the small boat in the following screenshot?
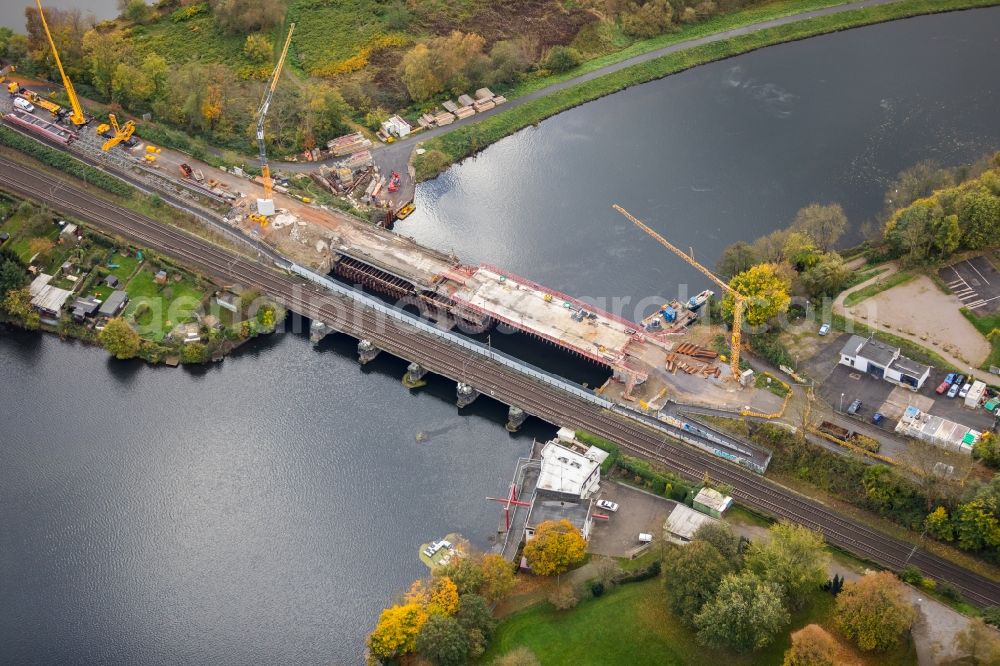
[686,289,714,311]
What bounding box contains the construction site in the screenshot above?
[0,3,783,438]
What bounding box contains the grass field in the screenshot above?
[961,307,1000,370]
[123,267,206,341]
[842,270,915,307]
[415,0,1000,181]
[483,576,915,665]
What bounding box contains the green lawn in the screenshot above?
[105,250,143,284]
[960,307,1000,370]
[842,270,915,307]
[484,576,916,665]
[122,267,207,341]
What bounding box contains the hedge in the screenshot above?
[0,126,132,197]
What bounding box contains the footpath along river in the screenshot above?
[2,7,1000,665]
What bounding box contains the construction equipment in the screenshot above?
[16,89,65,120]
[34,0,86,126]
[613,204,746,381]
[0,64,16,92]
[99,113,135,151]
[253,22,295,218]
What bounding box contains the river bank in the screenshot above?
[0,194,282,366]
[412,0,1000,181]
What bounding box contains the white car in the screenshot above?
[818,323,830,336]
[596,499,619,512]
[13,97,34,113]
[959,383,972,399]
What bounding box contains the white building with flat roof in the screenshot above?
[536,432,608,500]
[664,503,718,543]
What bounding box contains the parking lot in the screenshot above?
[587,481,676,558]
[819,363,996,434]
[940,256,1000,314]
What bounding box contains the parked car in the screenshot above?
[596,499,619,512]
[945,373,957,385]
[955,374,967,388]
[12,97,34,113]
[638,533,653,543]
[847,399,862,415]
[818,323,830,336]
[872,412,884,425]
[960,383,972,399]
[947,383,961,398]
[936,380,951,395]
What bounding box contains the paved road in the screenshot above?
[275,0,905,179]
[5,155,1000,606]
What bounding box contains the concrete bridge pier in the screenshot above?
[309,320,330,344]
[456,382,479,408]
[402,362,428,389]
[357,339,380,365]
[505,406,527,432]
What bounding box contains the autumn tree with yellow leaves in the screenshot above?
[523,519,587,578]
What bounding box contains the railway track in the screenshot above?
[4,156,1000,606]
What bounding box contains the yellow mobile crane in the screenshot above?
[250,23,295,225]
[97,113,135,151]
[613,204,747,381]
[34,0,86,126]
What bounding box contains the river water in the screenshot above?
[0,0,119,31]
[3,7,1000,665]
[406,8,1000,313]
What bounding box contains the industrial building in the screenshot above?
[664,502,718,543]
[692,487,733,518]
[535,427,609,499]
[839,335,932,391]
[895,406,980,453]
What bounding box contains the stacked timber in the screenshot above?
[327,132,372,156]
[432,111,456,126]
[674,343,719,360]
[457,94,475,107]
[665,351,722,378]
[339,150,373,172]
[473,98,495,112]
[453,106,475,119]
[442,100,459,113]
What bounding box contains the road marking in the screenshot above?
[967,259,992,286]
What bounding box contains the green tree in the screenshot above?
[243,33,272,63]
[488,39,533,87]
[954,494,1000,552]
[694,572,789,652]
[791,203,848,251]
[438,556,485,597]
[663,540,732,622]
[884,160,953,212]
[523,519,586,577]
[2,286,37,327]
[209,0,286,34]
[745,522,828,609]
[835,572,915,652]
[181,342,206,364]
[722,263,792,327]
[925,506,955,542]
[783,623,838,666]
[800,252,850,298]
[415,614,469,666]
[692,521,742,567]
[82,28,130,98]
[99,317,141,360]
[934,213,961,257]
[456,593,495,659]
[959,188,1000,250]
[717,241,758,281]
[975,432,1000,469]
[0,246,28,298]
[542,46,581,73]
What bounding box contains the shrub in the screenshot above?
[591,581,604,597]
[0,127,131,197]
[542,46,581,73]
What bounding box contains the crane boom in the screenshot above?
[255,23,295,211]
[35,0,85,126]
[613,204,745,380]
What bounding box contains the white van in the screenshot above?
[638,533,653,543]
[13,97,34,113]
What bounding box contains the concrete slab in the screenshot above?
[587,482,676,558]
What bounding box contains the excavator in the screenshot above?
[249,22,295,227]
[96,113,136,151]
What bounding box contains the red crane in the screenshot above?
[486,483,531,532]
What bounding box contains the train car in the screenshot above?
[3,109,77,145]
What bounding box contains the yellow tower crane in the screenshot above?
[98,114,136,151]
[251,22,295,223]
[34,0,86,126]
[613,204,747,381]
